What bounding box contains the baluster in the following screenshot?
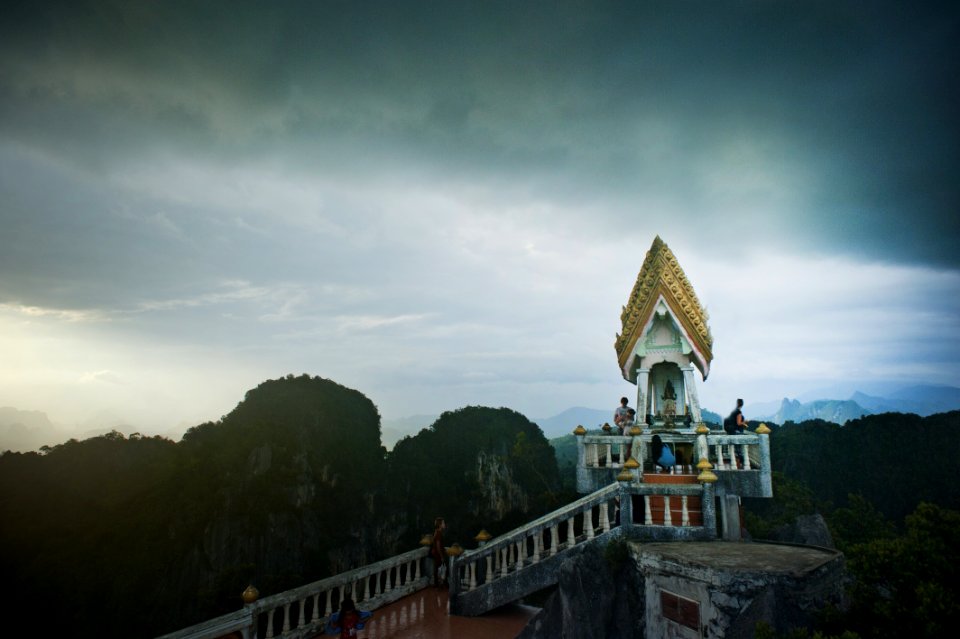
[388,566,395,592]
[311,592,320,622]
[325,590,333,616]
[567,516,576,546]
[515,540,524,571]
[298,597,307,626]
[265,606,276,639]
[599,501,610,532]
[618,442,625,467]
[469,561,477,590]
[743,445,752,470]
[501,546,509,577]
[550,524,559,555]
[644,494,652,524]
[415,558,421,581]
[485,554,493,583]
[363,575,371,602]
[585,506,595,539]
[605,442,612,466]
[682,495,690,526]
[534,531,543,563]
[282,602,291,633]
[728,444,738,469]
[715,444,725,469]
[664,495,673,526]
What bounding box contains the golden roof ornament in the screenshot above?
[756,423,771,434]
[573,424,587,436]
[695,423,710,435]
[623,457,640,469]
[446,543,464,557]
[616,468,635,482]
[420,534,433,546]
[474,529,492,542]
[615,236,714,380]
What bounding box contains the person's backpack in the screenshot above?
[723,412,738,435]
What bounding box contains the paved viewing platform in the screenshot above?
[330,589,537,639]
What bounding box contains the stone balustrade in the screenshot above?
[156,547,430,639]
[620,482,716,540]
[576,427,772,497]
[581,435,634,468]
[452,483,621,595]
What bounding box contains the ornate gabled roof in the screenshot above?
[615,236,714,378]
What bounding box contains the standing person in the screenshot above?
[430,517,446,588]
[724,399,747,435]
[614,397,632,432]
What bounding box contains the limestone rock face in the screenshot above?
[770,513,835,548]
[518,542,645,639]
[475,449,529,519]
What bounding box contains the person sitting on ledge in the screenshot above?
[651,434,675,472]
[614,396,631,430]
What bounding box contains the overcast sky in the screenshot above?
[1,1,958,435]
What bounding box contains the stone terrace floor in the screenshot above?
[313,588,539,639]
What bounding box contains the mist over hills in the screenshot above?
[747,384,960,425]
[4,383,959,454]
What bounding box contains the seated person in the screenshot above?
[614,397,631,430]
[651,434,675,471]
[619,408,636,435]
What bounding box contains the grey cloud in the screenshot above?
[1,1,958,317]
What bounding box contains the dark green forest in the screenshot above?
[740,411,960,638]
[0,375,560,638]
[2,376,958,639]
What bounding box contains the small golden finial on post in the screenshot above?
[242,584,259,605]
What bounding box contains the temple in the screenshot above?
[161,237,845,639]
[616,235,712,427]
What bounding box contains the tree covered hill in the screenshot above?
[763,411,960,521]
[0,375,560,639]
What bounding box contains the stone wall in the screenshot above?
[519,539,846,639]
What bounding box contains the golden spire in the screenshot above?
[615,236,714,378]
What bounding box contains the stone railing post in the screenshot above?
[756,423,773,497]
[700,481,717,537]
[447,544,463,598]
[617,479,633,527]
[574,424,588,489]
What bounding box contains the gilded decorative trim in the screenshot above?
[615,236,713,374]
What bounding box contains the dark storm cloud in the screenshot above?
[1,0,958,278]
